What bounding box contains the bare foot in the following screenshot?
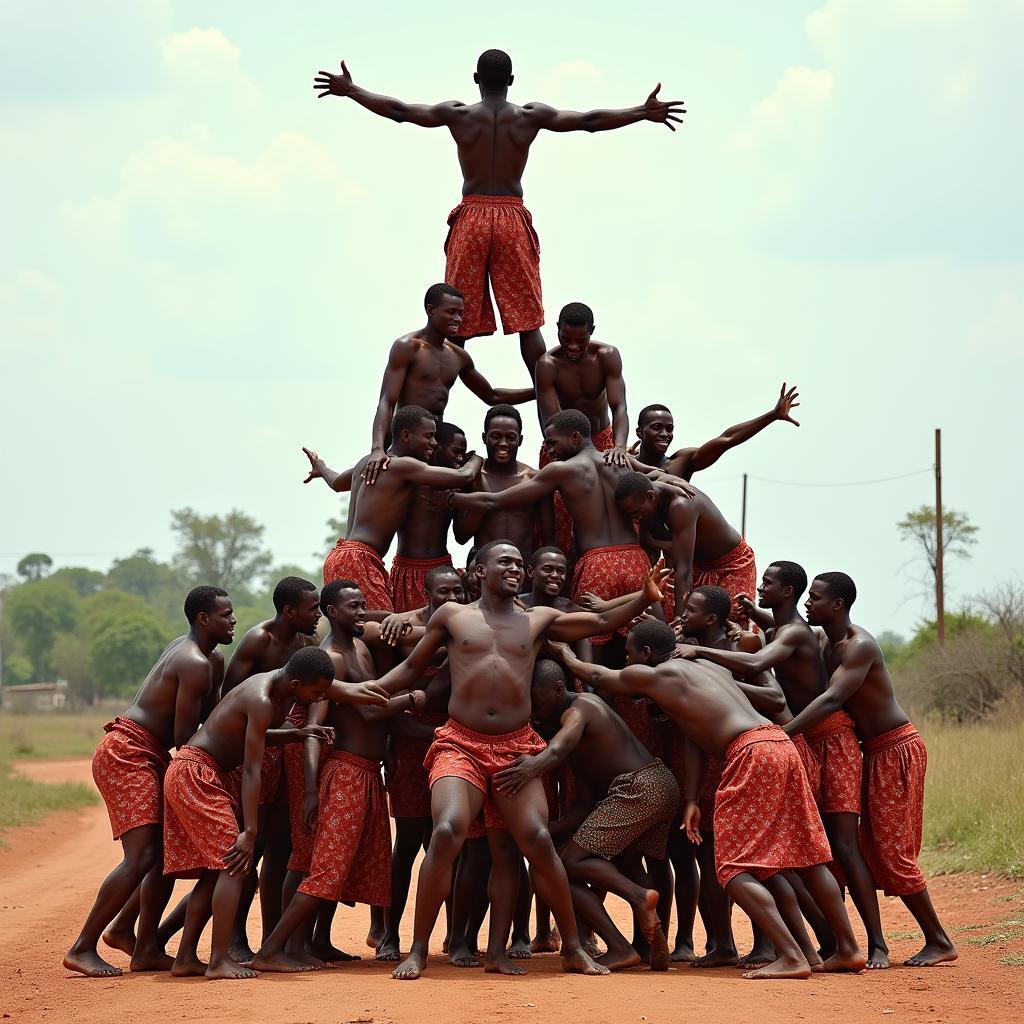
[742,955,812,980]
[282,947,326,970]
[812,947,866,973]
[375,937,402,963]
[205,958,260,980]
[531,929,561,954]
[866,943,891,970]
[670,941,695,963]
[63,950,123,978]
[393,949,427,980]
[597,947,642,971]
[649,927,670,972]
[739,950,775,969]
[508,936,532,960]
[691,948,740,968]
[905,941,958,967]
[562,947,611,976]
[101,926,136,957]
[170,955,208,978]
[448,938,481,969]
[366,926,384,949]
[635,889,661,943]
[250,950,317,973]
[129,949,175,972]
[485,951,528,976]
[228,938,256,964]
[312,942,360,963]
[582,936,603,959]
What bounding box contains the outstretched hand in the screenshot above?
[302,447,323,484]
[314,59,354,99]
[643,557,674,604]
[643,84,686,131]
[774,382,801,426]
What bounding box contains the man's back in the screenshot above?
[568,694,655,789]
[557,449,637,552]
[450,99,538,196]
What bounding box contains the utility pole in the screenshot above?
[935,428,945,646]
[741,473,748,538]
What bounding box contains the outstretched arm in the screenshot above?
[302,447,357,493]
[560,648,660,697]
[314,61,469,128]
[459,354,534,407]
[451,460,564,513]
[372,611,451,695]
[783,637,875,737]
[391,453,484,490]
[534,354,561,429]
[668,383,800,479]
[523,85,685,133]
[679,627,802,677]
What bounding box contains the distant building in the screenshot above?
[1,680,69,713]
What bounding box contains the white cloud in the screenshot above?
[728,66,833,151]
[160,26,257,101]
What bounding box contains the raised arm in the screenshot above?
[783,637,875,737]
[314,60,469,129]
[547,562,670,644]
[302,447,357,493]
[365,339,418,484]
[459,353,534,407]
[668,383,800,479]
[522,85,685,133]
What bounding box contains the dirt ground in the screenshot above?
[2,758,1021,1024]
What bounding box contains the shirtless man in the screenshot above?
[631,383,801,479]
[219,576,321,956]
[614,471,756,626]
[363,284,533,484]
[453,411,652,668]
[520,547,593,666]
[251,583,428,972]
[454,404,552,564]
[534,302,630,554]
[303,404,482,607]
[161,647,384,980]
[370,541,671,980]
[680,561,889,968]
[495,657,679,972]
[561,619,866,980]
[390,421,466,612]
[64,587,235,978]
[314,51,684,372]
[785,571,957,969]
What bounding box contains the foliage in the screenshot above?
[171,507,273,594]
[52,633,95,704]
[47,566,106,597]
[88,611,171,697]
[16,552,52,581]
[106,547,180,602]
[321,497,349,556]
[898,505,978,606]
[3,581,80,679]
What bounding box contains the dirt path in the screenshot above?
[2,759,1021,1024]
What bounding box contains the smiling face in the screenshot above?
[427,294,464,338]
[438,431,467,469]
[483,415,522,465]
[476,543,525,596]
[557,321,594,362]
[637,408,675,457]
[327,586,367,637]
[287,589,322,636]
[543,424,581,462]
[400,416,439,462]
[529,550,567,596]
[206,596,237,645]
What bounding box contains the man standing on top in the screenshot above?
[313,52,684,374]
[363,284,533,484]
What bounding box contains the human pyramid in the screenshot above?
[65,50,958,984]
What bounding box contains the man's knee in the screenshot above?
[518,824,556,862]
[430,817,469,859]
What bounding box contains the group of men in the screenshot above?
[66,48,956,985]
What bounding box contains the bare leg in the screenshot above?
[691,831,738,968]
[281,874,324,970]
[130,862,175,971]
[102,887,139,956]
[825,812,889,968]
[393,778,482,980]
[668,826,698,961]
[741,922,776,969]
[259,795,291,945]
[310,902,357,962]
[493,782,608,976]
[509,857,533,959]
[157,891,190,948]
[251,892,323,973]
[763,873,822,967]
[569,881,640,972]
[171,872,216,977]
[64,824,160,977]
[207,869,259,979]
[484,830,528,975]
[379,817,429,961]
[531,889,560,953]
[901,889,957,967]
[794,864,865,973]
[519,328,546,377]
[228,853,260,962]
[786,870,836,959]
[724,873,812,980]
[448,835,489,966]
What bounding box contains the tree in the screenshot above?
[54,633,95,704]
[107,548,179,601]
[88,611,169,697]
[171,508,273,593]
[321,497,349,557]
[49,566,106,597]
[17,552,53,581]
[3,581,80,679]
[898,505,978,604]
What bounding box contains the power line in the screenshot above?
[746,467,932,489]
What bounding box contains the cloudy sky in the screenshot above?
[2,0,1020,637]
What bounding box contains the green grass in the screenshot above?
[0,711,106,843]
[0,709,110,761]
[919,718,1024,879]
[1000,953,1024,967]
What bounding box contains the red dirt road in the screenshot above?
[2,759,1021,1024]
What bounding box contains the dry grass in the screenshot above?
[0,709,110,761]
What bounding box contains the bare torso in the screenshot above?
[324,636,391,762]
[222,621,309,694]
[647,485,742,563]
[393,333,469,416]
[763,620,829,715]
[449,98,541,196]
[537,345,616,436]
[555,448,638,552]
[123,636,220,749]
[396,486,453,559]
[470,461,541,556]
[347,455,424,554]
[823,625,911,741]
